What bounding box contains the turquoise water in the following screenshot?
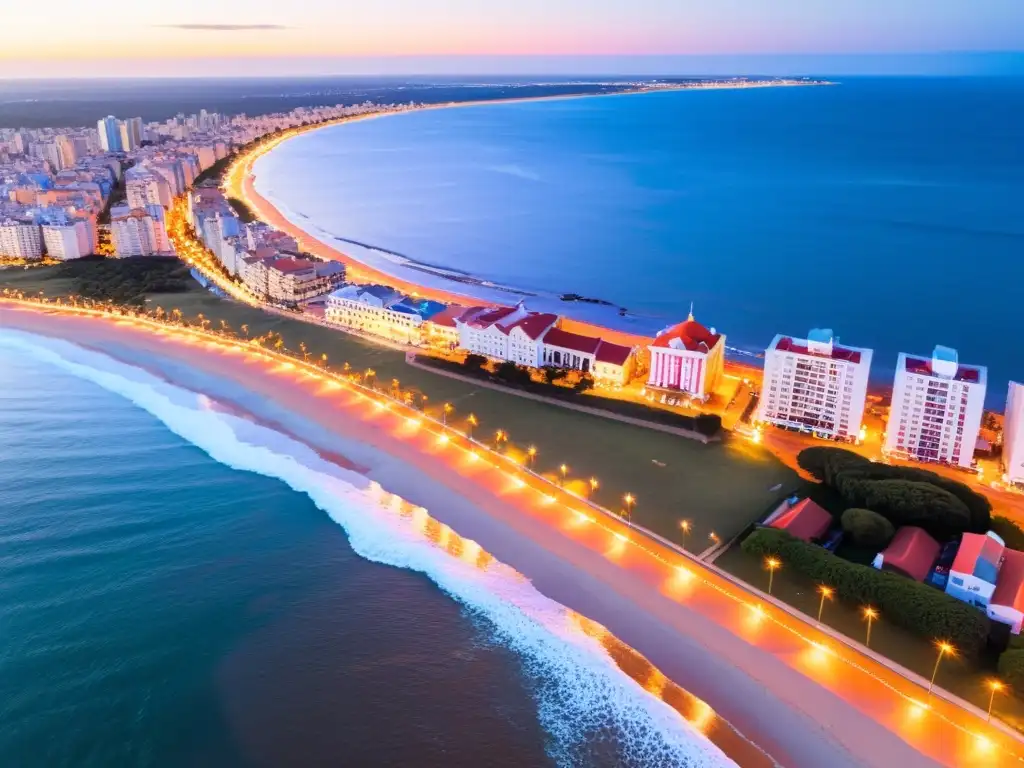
[255,78,1024,406]
[0,337,735,767]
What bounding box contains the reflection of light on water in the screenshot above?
[687,700,717,735]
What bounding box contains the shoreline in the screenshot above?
[4,300,1020,767]
[223,82,819,355]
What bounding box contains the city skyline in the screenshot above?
[3,1,1024,78]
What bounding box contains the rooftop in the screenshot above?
[595,340,634,367]
[951,532,1004,583]
[770,498,831,542]
[877,526,941,582]
[425,304,466,328]
[269,257,315,275]
[652,317,722,353]
[543,327,602,355]
[502,312,559,340]
[992,549,1024,615]
[772,335,865,364]
[901,354,984,384]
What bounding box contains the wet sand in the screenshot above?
[1,304,988,768]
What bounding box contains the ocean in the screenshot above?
[253,77,1024,407]
[0,332,738,768]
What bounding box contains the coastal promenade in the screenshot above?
[2,296,1022,767]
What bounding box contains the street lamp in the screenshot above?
[765,557,780,595]
[495,429,508,451]
[862,606,878,647]
[929,641,955,694]
[816,585,833,624]
[987,679,1005,722]
[559,464,568,486]
[443,403,453,425]
[467,413,478,440]
[527,445,537,468]
[680,519,691,550]
[623,493,635,524]
[588,477,599,498]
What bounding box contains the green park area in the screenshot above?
[0,261,797,550]
[717,445,1024,730]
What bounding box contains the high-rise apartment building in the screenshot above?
[758,329,873,441]
[0,220,44,259]
[42,221,90,260]
[884,346,986,469]
[125,167,172,209]
[110,205,171,257]
[1003,382,1024,486]
[96,116,122,152]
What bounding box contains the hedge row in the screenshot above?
[991,516,1024,551]
[742,527,990,655]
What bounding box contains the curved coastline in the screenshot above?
[225,88,757,349]
[4,299,1020,767]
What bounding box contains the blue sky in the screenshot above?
[3,0,1023,77]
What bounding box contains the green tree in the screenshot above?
[835,477,971,539]
[796,446,869,484]
[991,517,1024,550]
[462,353,487,370]
[542,366,567,385]
[841,508,896,548]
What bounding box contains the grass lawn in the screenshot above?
[716,543,1024,730]
[2,265,797,547]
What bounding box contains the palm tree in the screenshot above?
[299,342,309,361]
[240,324,249,339]
[274,337,284,351]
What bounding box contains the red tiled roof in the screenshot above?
[903,356,982,383]
[270,257,315,274]
[770,498,831,542]
[952,532,1004,581]
[878,526,941,582]
[460,305,518,329]
[502,312,558,340]
[543,327,601,355]
[774,336,862,364]
[652,319,722,352]
[425,304,465,328]
[992,549,1024,615]
[595,340,633,367]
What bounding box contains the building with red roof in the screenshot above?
[884,346,987,470]
[946,531,1004,608]
[989,549,1024,634]
[540,328,637,385]
[422,304,465,349]
[758,328,873,442]
[454,302,558,367]
[872,527,940,582]
[646,308,725,401]
[769,498,832,542]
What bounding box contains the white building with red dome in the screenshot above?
[646,310,725,401]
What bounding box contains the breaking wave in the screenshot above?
[0,329,734,768]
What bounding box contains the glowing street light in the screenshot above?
[679,519,691,550]
[765,557,780,595]
[623,493,635,524]
[467,413,478,440]
[527,445,537,468]
[987,679,1005,721]
[588,477,598,498]
[816,585,833,624]
[862,606,878,647]
[495,429,508,451]
[559,464,568,486]
[442,402,453,425]
[929,641,956,694]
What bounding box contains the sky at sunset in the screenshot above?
[4,0,1024,78]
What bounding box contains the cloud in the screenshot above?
[158,24,288,31]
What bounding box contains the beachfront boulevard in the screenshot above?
[1,295,1021,767]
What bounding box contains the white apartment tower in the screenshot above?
[42,222,90,260]
[0,221,44,259]
[110,205,171,257]
[1003,382,1024,486]
[758,329,873,441]
[884,346,986,469]
[96,116,122,152]
[126,168,172,209]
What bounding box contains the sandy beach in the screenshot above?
[6,302,1022,767]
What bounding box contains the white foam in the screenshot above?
[0,329,734,768]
